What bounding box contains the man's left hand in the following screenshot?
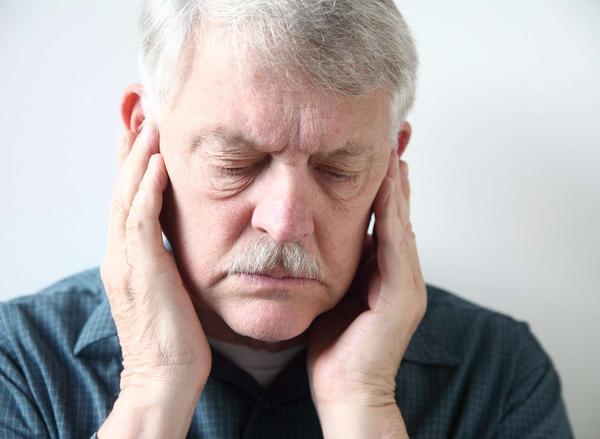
[307,150,427,438]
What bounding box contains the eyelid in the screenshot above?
[208,153,267,163]
[316,166,360,183]
[213,159,269,176]
[212,156,361,184]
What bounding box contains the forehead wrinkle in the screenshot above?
[314,140,379,163]
[191,126,276,155]
[190,125,379,165]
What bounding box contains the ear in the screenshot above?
[395,121,412,158]
[121,83,146,135]
[117,84,146,167]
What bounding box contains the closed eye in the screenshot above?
[317,167,360,184]
[214,160,269,178]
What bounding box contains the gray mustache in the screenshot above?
[226,234,324,281]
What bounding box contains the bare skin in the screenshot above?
[98,125,210,438]
[98,127,424,438]
[97,29,426,439]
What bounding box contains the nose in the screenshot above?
[251,165,315,243]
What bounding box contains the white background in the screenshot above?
[1,1,598,437]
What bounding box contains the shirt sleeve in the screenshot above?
[494,323,573,438]
[0,322,48,438]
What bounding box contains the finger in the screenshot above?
[389,156,425,291]
[397,160,422,285]
[399,160,410,202]
[373,177,411,281]
[117,130,136,172]
[390,151,410,227]
[370,178,406,310]
[125,153,170,269]
[373,184,425,319]
[398,160,411,224]
[107,123,159,256]
[395,159,422,284]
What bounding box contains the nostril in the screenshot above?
[251,170,315,242]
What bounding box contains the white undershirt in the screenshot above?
[207,336,306,388]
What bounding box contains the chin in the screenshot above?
[221,299,317,343]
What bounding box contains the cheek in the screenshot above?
[163,154,253,287]
[317,204,371,293]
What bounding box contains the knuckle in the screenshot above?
[125,216,145,234]
[111,196,130,218]
[131,190,156,215]
[396,229,413,252]
[125,218,155,250]
[400,222,417,244]
[100,254,133,295]
[396,238,411,255]
[122,280,137,302]
[125,206,153,235]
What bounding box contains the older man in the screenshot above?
[0,1,572,438]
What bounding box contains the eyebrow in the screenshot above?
[191,126,378,161]
[191,127,261,155]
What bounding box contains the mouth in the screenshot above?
[255,267,308,279]
[232,270,319,288]
[248,272,312,280]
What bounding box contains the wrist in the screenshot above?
[317,402,408,439]
[119,359,210,390]
[98,379,204,439]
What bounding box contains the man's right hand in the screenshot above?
[97,123,211,438]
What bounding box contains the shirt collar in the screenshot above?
[74,279,460,367]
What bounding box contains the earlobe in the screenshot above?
[121,83,146,135]
[396,121,412,158]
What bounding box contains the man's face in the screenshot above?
[158,30,392,343]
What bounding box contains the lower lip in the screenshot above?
[235,273,317,288]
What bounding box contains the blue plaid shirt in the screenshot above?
[0,268,572,438]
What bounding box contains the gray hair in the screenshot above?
[225,233,325,281]
[138,0,418,136]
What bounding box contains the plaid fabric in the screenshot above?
[0,268,572,438]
